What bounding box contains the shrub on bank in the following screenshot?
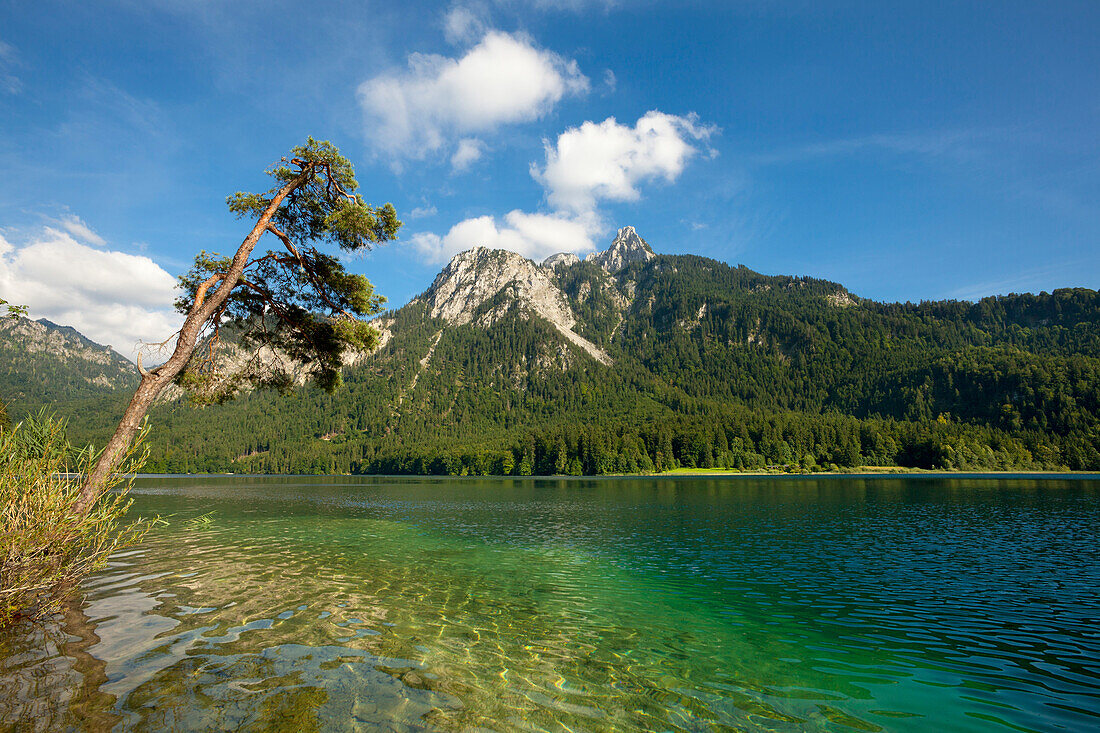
[0,412,152,626]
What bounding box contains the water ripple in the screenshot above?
[1,476,1098,732]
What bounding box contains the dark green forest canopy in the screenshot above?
[12,253,1100,475]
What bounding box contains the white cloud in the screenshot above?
[601,68,616,92]
[408,205,439,219]
[0,40,21,94]
[444,6,488,44]
[358,30,588,166]
[56,214,107,246]
[411,210,598,264]
[409,110,716,266]
[0,226,180,359]
[532,110,716,213]
[451,138,486,171]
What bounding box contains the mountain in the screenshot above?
[5,227,1100,473]
[0,316,137,415]
[585,225,656,272]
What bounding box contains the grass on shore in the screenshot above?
[0,412,152,626]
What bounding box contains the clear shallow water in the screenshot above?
[2,476,1099,732]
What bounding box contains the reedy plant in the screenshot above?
[0,411,152,626]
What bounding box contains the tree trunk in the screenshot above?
[75,173,307,513]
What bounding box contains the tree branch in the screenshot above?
[236,278,325,356]
[192,273,226,312]
[265,224,355,318]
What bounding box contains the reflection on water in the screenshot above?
[2,475,1099,731]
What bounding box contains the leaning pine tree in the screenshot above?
[77,139,401,511]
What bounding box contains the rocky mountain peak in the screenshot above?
[542,252,581,270]
[413,245,612,364]
[420,247,565,326]
[585,226,656,273]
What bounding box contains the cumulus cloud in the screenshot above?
[450,138,486,171]
[0,226,180,359]
[532,110,716,213]
[411,210,598,264]
[408,110,716,265]
[358,30,588,167]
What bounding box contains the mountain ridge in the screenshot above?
[402,231,663,365]
[0,316,137,413]
[4,226,1099,474]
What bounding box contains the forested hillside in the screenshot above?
[6,228,1099,474]
[0,317,137,414]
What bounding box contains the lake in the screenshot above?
[2,475,1099,731]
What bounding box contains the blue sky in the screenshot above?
[0,0,1097,355]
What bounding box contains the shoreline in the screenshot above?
[127,469,1100,480]
[651,466,1100,477]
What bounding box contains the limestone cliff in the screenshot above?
[584,226,655,273]
[414,246,612,365]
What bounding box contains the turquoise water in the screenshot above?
[2,475,1099,731]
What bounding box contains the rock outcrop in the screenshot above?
[420,247,575,328]
[406,226,661,366]
[416,246,612,364]
[542,252,581,270]
[825,291,858,308]
[585,226,656,273]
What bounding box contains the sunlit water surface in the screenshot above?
[2,475,1099,732]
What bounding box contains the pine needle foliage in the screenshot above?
[0,297,28,320]
[173,138,401,403]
